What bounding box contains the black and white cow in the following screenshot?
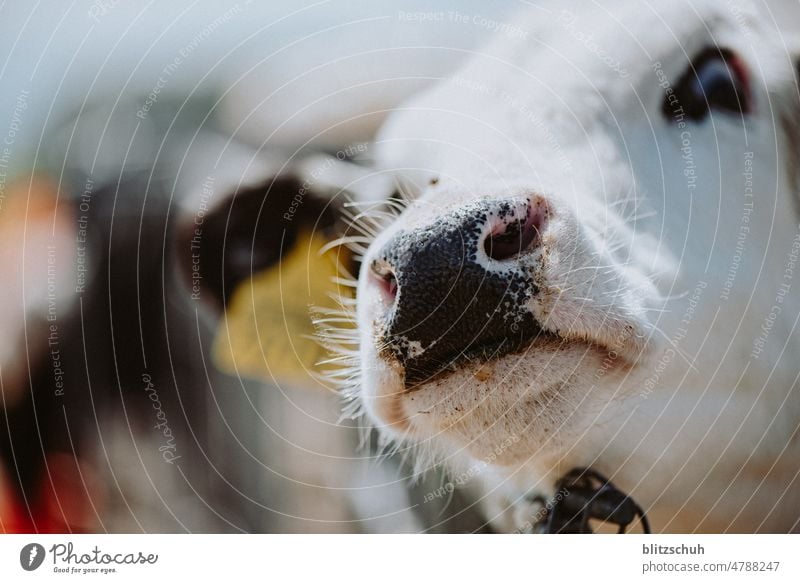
[315,0,800,532]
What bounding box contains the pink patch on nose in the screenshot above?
[370,260,398,302]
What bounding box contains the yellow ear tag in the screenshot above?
[212,230,351,388]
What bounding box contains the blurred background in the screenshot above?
[0,0,525,533]
[1,0,798,533]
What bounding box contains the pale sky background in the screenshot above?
[0,0,513,173]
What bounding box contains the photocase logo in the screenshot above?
[15,540,158,575]
[20,543,46,571]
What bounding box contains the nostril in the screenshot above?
[370,259,398,301]
[484,198,549,261]
[484,218,532,261]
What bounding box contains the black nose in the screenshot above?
[371,197,549,387]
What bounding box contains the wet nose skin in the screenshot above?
[372,199,547,387]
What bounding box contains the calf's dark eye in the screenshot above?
[664,47,751,122]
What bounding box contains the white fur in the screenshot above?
[335,0,800,532]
